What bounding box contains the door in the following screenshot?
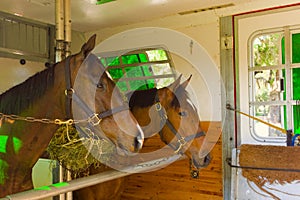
[232,6,300,199]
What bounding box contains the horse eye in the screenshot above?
[179,111,187,117]
[97,82,104,89]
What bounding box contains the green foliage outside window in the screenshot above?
[100,49,174,92]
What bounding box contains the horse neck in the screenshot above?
[0,61,69,196]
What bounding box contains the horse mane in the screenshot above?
[126,85,193,110]
[126,88,158,108]
[0,65,56,114]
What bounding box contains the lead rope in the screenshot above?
[226,104,289,135]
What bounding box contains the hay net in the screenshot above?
[47,125,116,176]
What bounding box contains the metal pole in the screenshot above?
[2,155,184,200]
[55,0,65,62]
[3,170,129,200]
[64,0,71,57]
[63,1,72,199]
[55,1,66,199]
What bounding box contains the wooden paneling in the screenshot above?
[121,121,223,200]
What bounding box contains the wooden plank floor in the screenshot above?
[121,121,223,200]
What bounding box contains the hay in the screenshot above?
[47,125,116,175]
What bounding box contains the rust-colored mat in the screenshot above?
[239,144,300,185]
[239,144,300,199]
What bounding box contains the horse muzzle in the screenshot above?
[192,153,211,169]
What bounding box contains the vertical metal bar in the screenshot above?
[59,165,65,200]
[55,0,65,62]
[55,1,66,199]
[64,0,71,57]
[284,27,293,130]
[220,16,235,200]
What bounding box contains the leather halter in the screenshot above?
[64,55,129,125]
[155,96,205,154]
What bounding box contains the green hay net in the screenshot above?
[47,125,116,175]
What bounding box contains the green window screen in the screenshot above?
[282,33,300,133]
[99,49,175,92]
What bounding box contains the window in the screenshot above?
[249,26,300,141]
[99,48,176,92]
[0,11,54,61]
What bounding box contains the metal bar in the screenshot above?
[55,0,64,41]
[1,155,184,200]
[55,0,64,62]
[284,27,293,130]
[2,170,128,200]
[64,0,71,58]
[226,157,300,172]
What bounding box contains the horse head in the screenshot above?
[68,34,144,155]
[157,75,211,170]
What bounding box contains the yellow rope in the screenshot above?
[235,109,287,134]
[227,105,289,135]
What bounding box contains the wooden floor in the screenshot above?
[121,121,223,200]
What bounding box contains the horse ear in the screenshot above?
[80,34,96,58]
[168,74,182,92]
[180,74,192,89]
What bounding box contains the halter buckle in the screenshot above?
[65,88,75,98]
[155,102,162,111]
[174,137,187,154]
[88,114,102,126]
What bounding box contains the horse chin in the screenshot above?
[192,153,211,169]
[116,146,139,156]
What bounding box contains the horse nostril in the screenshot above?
[204,154,211,166]
[132,137,140,152]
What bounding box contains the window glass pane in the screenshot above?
[146,49,168,61]
[253,105,285,138]
[129,80,147,90]
[151,64,172,75]
[138,53,148,62]
[108,68,123,79]
[293,104,300,133]
[116,81,127,92]
[253,70,283,102]
[122,55,139,64]
[253,33,282,67]
[156,77,175,89]
[141,65,152,76]
[292,33,300,64]
[106,57,119,66]
[125,66,143,77]
[293,68,300,100]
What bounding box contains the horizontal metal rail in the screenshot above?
[226,158,300,172]
[1,154,184,200]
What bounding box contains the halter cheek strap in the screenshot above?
[64,56,73,119]
[64,55,129,127]
[154,96,206,154]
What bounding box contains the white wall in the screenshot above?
[0,57,45,94]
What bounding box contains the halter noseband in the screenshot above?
[155,95,205,154]
[64,55,129,126]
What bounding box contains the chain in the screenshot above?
[0,112,88,126]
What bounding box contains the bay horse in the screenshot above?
[127,74,211,171]
[0,34,144,197]
[73,75,211,200]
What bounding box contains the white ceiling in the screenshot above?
[0,0,299,32]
